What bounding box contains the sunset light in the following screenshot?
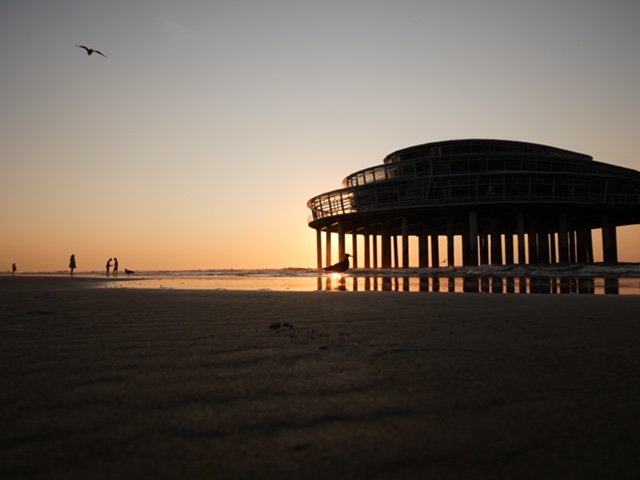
[1,1,639,272]
[3,3,640,476]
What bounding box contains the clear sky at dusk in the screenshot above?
[2,0,639,272]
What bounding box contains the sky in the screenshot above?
[1,0,639,272]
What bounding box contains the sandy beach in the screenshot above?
[1,276,639,479]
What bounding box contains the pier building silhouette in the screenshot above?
[307,139,640,269]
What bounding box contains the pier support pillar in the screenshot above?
[316,229,322,269]
[431,233,439,268]
[464,210,479,266]
[504,233,514,265]
[351,229,358,268]
[401,216,409,268]
[479,233,489,265]
[601,214,618,262]
[373,232,379,268]
[447,218,455,267]
[576,228,584,263]
[539,227,550,264]
[558,213,569,263]
[338,221,345,263]
[325,229,332,268]
[528,220,539,264]
[392,236,399,268]
[364,229,371,269]
[586,229,594,263]
[490,219,502,265]
[517,212,526,264]
[419,224,428,268]
[381,223,392,268]
[549,233,557,264]
[568,230,576,263]
[577,227,593,263]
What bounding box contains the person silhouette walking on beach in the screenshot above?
[106,258,112,277]
[69,254,76,276]
[113,257,118,276]
[12,263,17,275]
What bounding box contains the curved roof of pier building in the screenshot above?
[307,139,640,235]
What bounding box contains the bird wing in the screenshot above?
[75,45,90,52]
[95,50,107,58]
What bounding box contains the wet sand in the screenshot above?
[1,276,640,479]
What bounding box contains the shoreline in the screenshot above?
[3,272,640,295]
[2,277,640,478]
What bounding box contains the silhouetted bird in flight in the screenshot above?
[324,254,351,273]
[75,45,107,58]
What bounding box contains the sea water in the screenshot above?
[97,263,640,295]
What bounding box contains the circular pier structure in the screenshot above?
[307,139,640,269]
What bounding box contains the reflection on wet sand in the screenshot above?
[319,275,622,294]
